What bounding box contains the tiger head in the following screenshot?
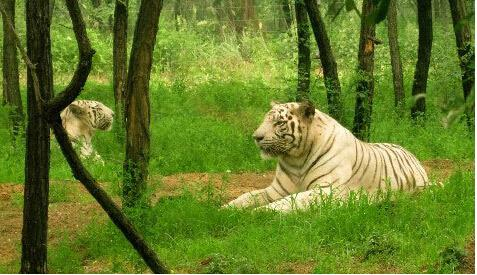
[253,101,315,158]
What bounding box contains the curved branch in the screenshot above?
[46,0,95,118]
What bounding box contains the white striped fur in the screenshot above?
[60,100,114,162]
[225,101,428,212]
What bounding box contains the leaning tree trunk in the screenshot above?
[448,0,474,129]
[411,0,432,119]
[295,0,311,101]
[387,0,405,108]
[113,0,128,126]
[1,0,24,138]
[21,0,53,272]
[304,0,343,122]
[123,0,163,207]
[352,0,376,141]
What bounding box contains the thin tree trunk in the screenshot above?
[174,0,181,31]
[21,0,53,272]
[352,0,376,141]
[243,0,257,30]
[448,0,474,129]
[387,0,405,108]
[281,0,292,31]
[295,0,311,101]
[123,0,163,207]
[213,0,226,38]
[1,0,24,138]
[411,0,432,119]
[304,0,343,122]
[225,0,246,57]
[113,0,128,126]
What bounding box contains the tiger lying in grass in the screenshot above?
[60,100,114,163]
[225,101,428,212]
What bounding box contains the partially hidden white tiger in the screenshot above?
[225,101,428,212]
[60,100,114,162]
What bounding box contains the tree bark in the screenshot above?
[352,0,376,141]
[387,0,405,108]
[113,0,128,126]
[411,0,432,119]
[21,0,53,272]
[295,0,311,101]
[448,0,474,129]
[124,0,163,207]
[1,0,24,138]
[304,0,343,122]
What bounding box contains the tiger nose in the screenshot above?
[253,133,264,142]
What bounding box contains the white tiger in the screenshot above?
[225,101,428,212]
[60,100,114,162]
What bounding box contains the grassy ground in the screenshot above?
[53,171,472,274]
[0,167,473,274]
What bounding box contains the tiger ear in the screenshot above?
[297,100,315,120]
[69,104,88,118]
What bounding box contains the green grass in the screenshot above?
[44,171,474,273]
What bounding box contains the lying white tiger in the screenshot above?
[225,101,428,212]
[60,100,114,163]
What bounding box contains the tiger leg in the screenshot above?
[80,133,105,165]
[260,185,349,212]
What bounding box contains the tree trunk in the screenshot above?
[295,0,311,101]
[243,0,257,30]
[387,0,405,108]
[281,0,292,31]
[21,0,53,272]
[113,0,128,126]
[174,0,181,31]
[225,0,245,56]
[304,0,343,122]
[1,0,24,138]
[213,0,226,38]
[448,0,474,129]
[352,0,376,141]
[411,0,432,119]
[123,0,163,207]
